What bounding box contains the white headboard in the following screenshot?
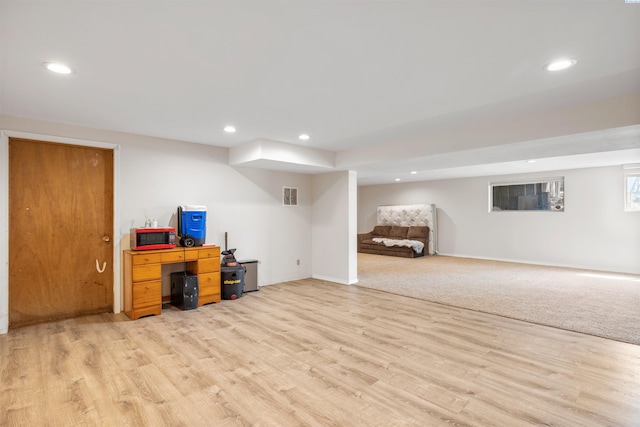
[376,204,438,255]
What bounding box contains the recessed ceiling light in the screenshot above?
[544,59,577,71]
[43,62,73,74]
[395,178,401,182]
[410,171,417,174]
[527,160,537,163]
[298,134,310,141]
[223,126,236,133]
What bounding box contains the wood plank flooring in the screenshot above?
[1,279,639,426]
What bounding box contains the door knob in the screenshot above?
[103,235,111,242]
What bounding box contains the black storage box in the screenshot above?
[221,266,244,300]
[170,272,199,310]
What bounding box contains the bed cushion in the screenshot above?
[372,225,392,237]
[389,226,409,238]
[407,226,429,239]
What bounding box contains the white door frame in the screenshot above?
[0,130,121,334]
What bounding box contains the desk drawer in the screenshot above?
[196,258,220,273]
[132,264,161,282]
[199,247,220,259]
[161,250,198,263]
[132,253,162,265]
[198,272,221,296]
[132,280,161,309]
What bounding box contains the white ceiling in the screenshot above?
[1,1,639,185]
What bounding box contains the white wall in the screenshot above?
[0,116,315,333]
[118,134,313,286]
[312,171,358,284]
[358,166,640,274]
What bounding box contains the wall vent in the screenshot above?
[282,187,298,206]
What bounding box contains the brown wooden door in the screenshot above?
[8,138,114,328]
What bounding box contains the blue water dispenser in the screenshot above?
[177,205,206,247]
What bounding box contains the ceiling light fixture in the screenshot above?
[395,178,401,182]
[298,134,310,141]
[223,126,236,133]
[527,160,537,163]
[43,62,73,74]
[544,58,577,71]
[411,171,417,174]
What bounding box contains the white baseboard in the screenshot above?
[435,252,633,274]
[259,276,358,286]
[311,274,357,285]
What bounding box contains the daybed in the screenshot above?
[357,225,429,258]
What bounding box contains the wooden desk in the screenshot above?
[123,246,221,320]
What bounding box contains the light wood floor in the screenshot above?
[2,279,639,426]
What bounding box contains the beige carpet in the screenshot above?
[356,253,640,345]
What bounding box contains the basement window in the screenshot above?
[490,177,564,212]
[624,166,640,212]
